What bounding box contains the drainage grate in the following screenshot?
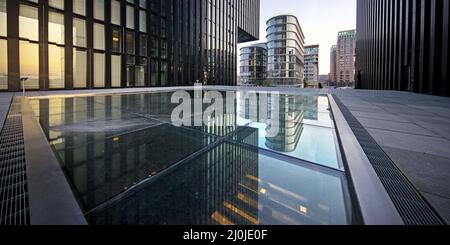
[0,98,30,225]
[332,94,444,225]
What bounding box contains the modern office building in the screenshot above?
[335,30,356,87]
[328,45,337,86]
[356,0,450,97]
[239,42,267,86]
[0,0,260,92]
[266,14,305,87]
[304,44,319,88]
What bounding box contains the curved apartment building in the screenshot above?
[239,43,267,86]
[266,15,305,87]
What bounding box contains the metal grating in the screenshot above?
[332,94,444,225]
[0,98,30,225]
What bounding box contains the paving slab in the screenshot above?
[335,89,450,224]
[422,193,450,224]
[351,110,412,123]
[382,146,450,199]
[357,117,439,137]
[367,128,450,159]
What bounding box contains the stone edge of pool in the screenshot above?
[328,94,403,225]
[21,96,87,225]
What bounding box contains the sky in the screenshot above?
[238,0,357,75]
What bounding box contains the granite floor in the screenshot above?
[334,90,450,224]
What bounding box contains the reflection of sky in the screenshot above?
[0,10,6,37]
[237,93,339,169]
[251,122,338,169]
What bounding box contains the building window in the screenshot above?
[94,23,105,50]
[0,0,6,37]
[19,4,39,42]
[111,55,121,87]
[19,40,39,89]
[136,58,146,87]
[150,60,158,86]
[73,0,86,16]
[48,44,65,89]
[94,53,105,87]
[135,66,145,87]
[111,0,121,25]
[112,28,121,53]
[73,48,87,88]
[0,39,7,90]
[49,0,64,10]
[139,34,147,56]
[161,61,167,86]
[150,38,158,58]
[126,5,134,29]
[126,55,134,87]
[48,11,65,45]
[139,0,146,9]
[126,31,135,54]
[0,0,6,90]
[139,10,146,32]
[94,0,105,21]
[73,18,86,48]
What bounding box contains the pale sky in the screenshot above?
[238,0,357,75]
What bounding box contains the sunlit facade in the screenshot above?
[304,45,319,88]
[0,0,259,92]
[266,15,305,87]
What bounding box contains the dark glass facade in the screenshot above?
[356,0,450,96]
[239,42,267,86]
[0,0,260,92]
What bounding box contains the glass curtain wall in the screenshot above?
[93,0,105,88]
[0,0,7,90]
[19,3,40,89]
[48,10,65,89]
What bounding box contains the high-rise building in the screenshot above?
[335,30,356,87]
[304,45,319,88]
[328,45,337,86]
[356,0,450,97]
[239,42,267,86]
[0,0,260,92]
[266,14,305,87]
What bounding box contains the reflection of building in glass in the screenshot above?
[266,15,305,87]
[239,43,268,86]
[265,95,304,153]
[30,92,349,225]
[301,96,319,120]
[237,92,321,153]
[88,138,261,225]
[0,0,260,92]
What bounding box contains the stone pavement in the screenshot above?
[334,90,450,224]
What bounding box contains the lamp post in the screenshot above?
[20,77,29,97]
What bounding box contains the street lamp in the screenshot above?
[20,77,29,97]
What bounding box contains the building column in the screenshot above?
[65,0,74,89]
[6,0,19,92]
